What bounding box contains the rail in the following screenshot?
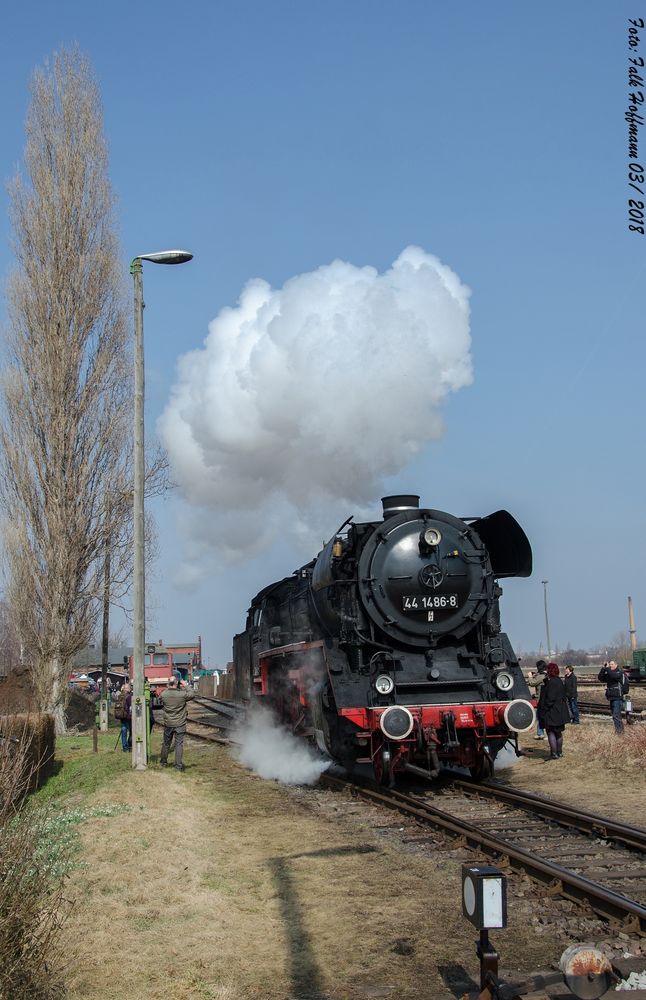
[577,699,644,722]
[450,777,646,851]
[319,772,646,934]
[185,696,245,744]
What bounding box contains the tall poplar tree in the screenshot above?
[1,49,131,731]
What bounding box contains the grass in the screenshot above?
[57,735,477,1000]
[507,719,646,825]
[32,731,131,804]
[569,718,646,766]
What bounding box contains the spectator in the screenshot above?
[527,659,548,739]
[563,665,580,724]
[537,662,569,761]
[113,683,132,752]
[159,676,196,771]
[144,679,155,733]
[597,660,627,735]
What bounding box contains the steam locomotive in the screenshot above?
[233,494,535,785]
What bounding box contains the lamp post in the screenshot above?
[541,579,552,659]
[130,249,193,770]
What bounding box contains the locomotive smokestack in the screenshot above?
[381,495,420,519]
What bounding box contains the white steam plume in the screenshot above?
[493,744,519,771]
[160,246,472,560]
[232,705,330,785]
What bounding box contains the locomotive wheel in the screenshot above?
[469,754,493,781]
[373,746,395,787]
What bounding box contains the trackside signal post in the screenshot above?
[130,249,193,771]
[462,865,507,992]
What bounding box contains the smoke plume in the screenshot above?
[160,246,472,559]
[493,743,518,771]
[232,705,330,785]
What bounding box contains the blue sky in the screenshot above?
[1,2,644,665]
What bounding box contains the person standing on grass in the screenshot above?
[598,660,626,735]
[563,664,580,724]
[159,676,196,771]
[113,683,132,752]
[527,659,548,739]
[537,662,569,761]
[144,679,155,733]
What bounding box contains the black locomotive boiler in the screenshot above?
[233,494,535,784]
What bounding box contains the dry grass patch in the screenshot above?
[570,718,646,766]
[60,739,492,1000]
[497,719,646,825]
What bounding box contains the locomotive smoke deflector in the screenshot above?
[468,509,532,578]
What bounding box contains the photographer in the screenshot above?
[159,676,196,771]
[598,660,627,735]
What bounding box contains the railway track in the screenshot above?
[578,699,644,721]
[320,772,646,934]
[184,696,646,932]
[576,676,646,686]
[185,695,244,744]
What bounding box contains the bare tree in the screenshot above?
[0,49,131,732]
[0,599,21,678]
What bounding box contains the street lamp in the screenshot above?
[541,579,552,659]
[130,249,193,770]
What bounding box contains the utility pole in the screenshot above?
[628,596,637,652]
[541,580,552,658]
[99,495,111,732]
[130,249,193,771]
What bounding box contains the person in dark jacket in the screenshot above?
[598,660,626,734]
[527,659,548,738]
[159,677,196,771]
[537,662,570,760]
[114,683,132,752]
[563,665,580,724]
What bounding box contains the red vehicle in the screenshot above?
[127,639,202,704]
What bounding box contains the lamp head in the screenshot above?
[137,250,193,265]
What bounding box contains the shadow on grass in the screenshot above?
[37,758,63,788]
[268,844,377,1000]
[32,733,131,803]
[437,962,479,998]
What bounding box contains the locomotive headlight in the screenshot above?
[494,670,514,692]
[423,527,442,547]
[375,674,394,695]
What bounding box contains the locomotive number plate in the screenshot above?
[402,594,459,611]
